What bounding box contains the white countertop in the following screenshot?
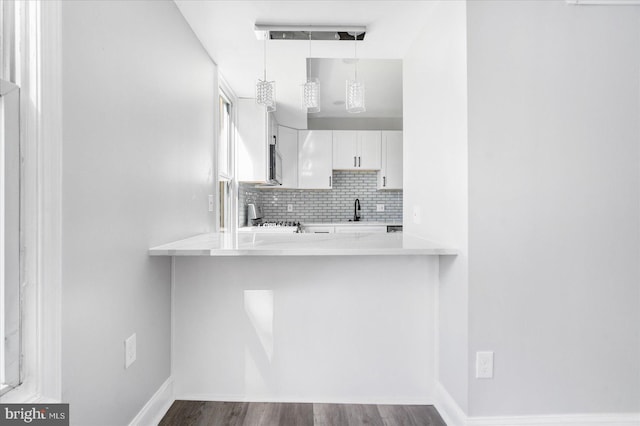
[148,232,456,257]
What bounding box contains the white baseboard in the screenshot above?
[434,382,640,426]
[175,393,434,406]
[434,382,468,426]
[129,377,175,426]
[467,413,640,426]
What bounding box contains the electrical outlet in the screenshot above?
[376,204,385,212]
[287,204,293,212]
[476,351,494,379]
[125,333,136,369]
[208,195,214,212]
[412,206,421,224]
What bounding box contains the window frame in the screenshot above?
[216,76,238,233]
[0,77,22,397]
[1,0,63,403]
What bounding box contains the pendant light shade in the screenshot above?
[256,79,276,112]
[302,32,321,113]
[346,79,365,113]
[346,33,365,113]
[302,78,321,113]
[256,31,276,112]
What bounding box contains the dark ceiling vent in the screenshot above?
[254,25,366,41]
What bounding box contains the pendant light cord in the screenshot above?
[263,31,267,80]
[354,33,358,81]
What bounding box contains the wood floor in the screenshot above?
[159,401,447,426]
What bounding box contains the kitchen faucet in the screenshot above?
[354,198,361,222]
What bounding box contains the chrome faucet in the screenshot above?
[354,198,361,222]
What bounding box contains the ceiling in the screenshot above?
[308,58,402,119]
[174,1,435,128]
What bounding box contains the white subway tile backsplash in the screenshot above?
[238,170,402,225]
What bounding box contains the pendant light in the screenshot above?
[302,32,321,113]
[256,31,276,112]
[346,32,365,113]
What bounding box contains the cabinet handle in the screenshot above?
[358,157,361,167]
[383,176,386,187]
[329,176,332,187]
[354,156,357,167]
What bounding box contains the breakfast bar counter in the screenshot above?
[148,231,457,256]
[155,230,449,402]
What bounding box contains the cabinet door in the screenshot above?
[332,131,358,170]
[379,131,403,189]
[334,226,387,233]
[237,99,268,182]
[303,226,335,234]
[357,131,381,170]
[268,113,278,146]
[298,130,333,189]
[278,126,298,188]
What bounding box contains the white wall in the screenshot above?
[173,256,438,404]
[403,0,469,412]
[467,0,640,416]
[61,1,215,424]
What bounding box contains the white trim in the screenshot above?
[434,382,640,426]
[37,0,63,402]
[433,259,440,382]
[434,382,468,426]
[170,256,175,378]
[175,393,435,405]
[566,0,640,4]
[2,0,62,404]
[128,377,175,426]
[217,71,239,233]
[467,413,640,426]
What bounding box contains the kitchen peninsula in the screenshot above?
[150,232,455,404]
[149,231,456,256]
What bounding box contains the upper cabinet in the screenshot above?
[298,130,333,189]
[332,131,357,169]
[332,131,381,170]
[378,131,403,190]
[358,131,382,169]
[277,125,298,189]
[237,98,277,182]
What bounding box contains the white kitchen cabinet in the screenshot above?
[332,131,381,170]
[237,98,277,182]
[378,131,403,189]
[358,131,382,169]
[298,130,333,189]
[268,113,278,147]
[334,225,387,233]
[303,225,335,234]
[277,125,298,188]
[332,131,358,169]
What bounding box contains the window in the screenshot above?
[218,90,235,232]
[0,78,21,396]
[219,95,232,179]
[0,0,21,396]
